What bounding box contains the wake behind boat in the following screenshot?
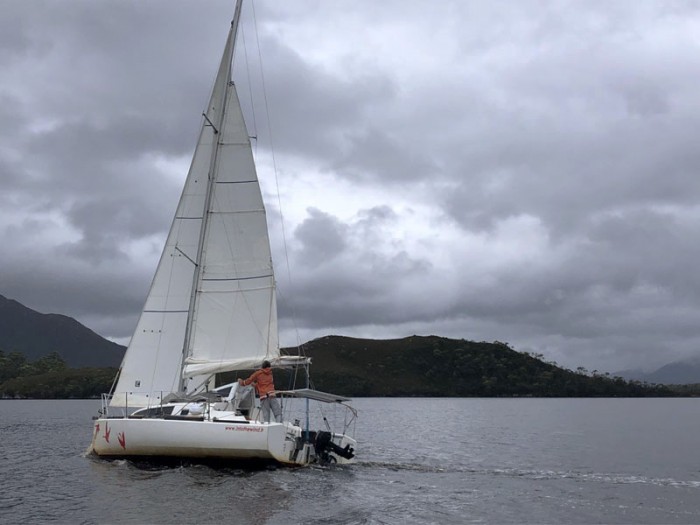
[90,1,356,467]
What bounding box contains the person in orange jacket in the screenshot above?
[238,360,282,423]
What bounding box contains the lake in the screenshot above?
[1,398,699,524]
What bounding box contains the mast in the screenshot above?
[179,0,244,392]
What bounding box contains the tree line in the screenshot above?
[289,336,680,397]
[1,336,696,399]
[0,350,116,399]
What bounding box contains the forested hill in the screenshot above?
[282,335,672,397]
[0,310,678,398]
[0,294,124,367]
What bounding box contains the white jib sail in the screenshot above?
[111,9,277,407]
[182,76,279,379]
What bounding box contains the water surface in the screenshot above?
[2,398,699,524]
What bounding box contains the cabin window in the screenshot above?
[133,406,175,417]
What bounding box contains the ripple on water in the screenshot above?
[4,398,700,524]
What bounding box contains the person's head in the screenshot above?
[262,360,271,369]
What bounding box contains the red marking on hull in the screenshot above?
[117,432,126,450]
[103,422,111,443]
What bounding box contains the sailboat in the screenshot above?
[90,1,356,466]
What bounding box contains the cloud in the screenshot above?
[1,0,700,373]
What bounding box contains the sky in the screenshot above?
[2,0,700,373]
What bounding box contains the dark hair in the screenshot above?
[262,360,271,369]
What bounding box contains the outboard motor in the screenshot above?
[314,431,355,464]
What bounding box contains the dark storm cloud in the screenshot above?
[277,205,433,328]
[295,208,348,263]
[240,31,398,164]
[0,0,228,338]
[2,0,700,372]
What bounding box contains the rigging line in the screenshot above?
[250,0,304,352]
[240,19,258,154]
[202,113,219,134]
[175,246,197,267]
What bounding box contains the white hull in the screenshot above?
[90,417,355,466]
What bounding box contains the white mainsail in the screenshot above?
[111,8,279,407]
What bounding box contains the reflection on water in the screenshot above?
[2,398,700,524]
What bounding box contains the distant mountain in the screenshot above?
[614,357,700,385]
[0,294,125,367]
[645,358,700,385]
